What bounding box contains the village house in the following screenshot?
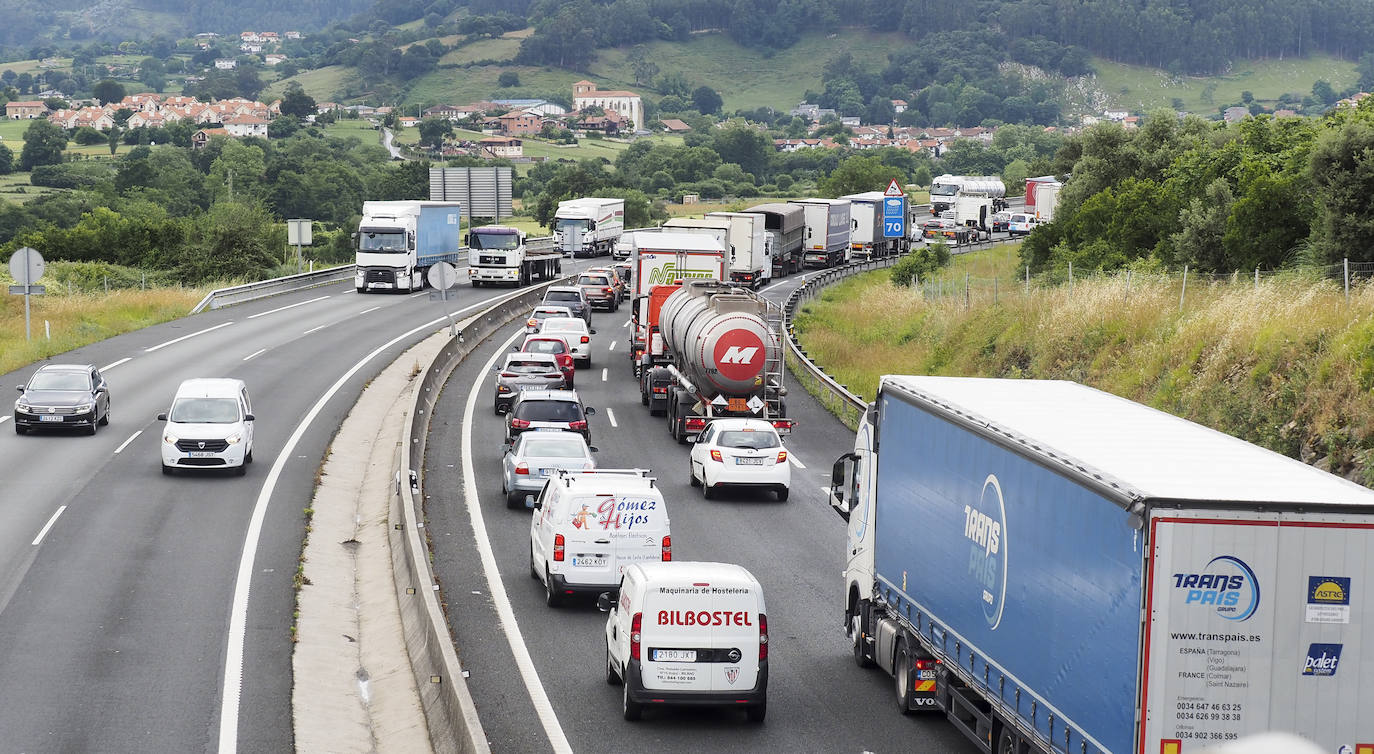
[264,54,287,66]
[478,136,522,159]
[6,100,46,119]
[214,59,237,70]
[497,110,541,136]
[398,116,420,128]
[192,128,229,149]
[660,118,692,133]
[572,81,643,132]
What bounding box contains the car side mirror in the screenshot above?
[16,385,24,393]
[583,406,596,415]
[685,434,699,443]
[525,495,541,510]
[589,329,597,335]
[157,413,167,421]
[588,445,599,453]
[245,414,255,422]
[596,591,617,612]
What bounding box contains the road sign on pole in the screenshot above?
[882,181,907,239]
[427,261,461,335]
[8,246,45,342]
[288,219,312,275]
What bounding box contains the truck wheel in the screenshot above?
[851,603,875,668]
[622,682,642,721]
[894,640,915,715]
[745,702,766,723]
[997,728,1019,754]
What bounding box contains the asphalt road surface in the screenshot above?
[0,260,597,753]
[422,267,982,753]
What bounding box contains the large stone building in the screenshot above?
[572,80,642,132]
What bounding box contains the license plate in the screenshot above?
[653,649,696,663]
[39,415,64,422]
[538,468,555,477]
[736,457,765,465]
[571,556,606,568]
[918,670,936,680]
[187,451,218,458]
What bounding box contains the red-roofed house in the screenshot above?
[572,80,642,131]
[7,100,46,119]
[497,110,540,136]
[479,136,522,159]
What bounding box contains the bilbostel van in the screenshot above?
[529,469,671,607]
[600,561,768,722]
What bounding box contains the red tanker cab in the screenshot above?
[600,561,768,722]
[529,469,671,607]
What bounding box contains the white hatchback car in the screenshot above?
[688,418,790,500]
[158,378,255,475]
[539,317,595,368]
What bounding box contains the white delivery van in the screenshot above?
[529,469,671,607]
[158,378,255,476]
[600,561,768,722]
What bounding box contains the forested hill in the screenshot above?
[475,0,1371,76]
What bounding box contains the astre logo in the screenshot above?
[1172,555,1261,621]
[1302,643,1343,676]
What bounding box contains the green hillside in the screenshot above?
[1092,55,1359,113]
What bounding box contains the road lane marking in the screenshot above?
[788,452,806,469]
[303,323,331,335]
[0,416,9,425]
[100,357,132,371]
[608,340,616,351]
[219,288,530,754]
[460,329,574,754]
[601,368,608,382]
[606,407,618,428]
[359,306,381,314]
[245,295,330,320]
[31,506,67,546]
[242,348,267,361]
[113,430,142,454]
[622,319,629,327]
[144,321,234,353]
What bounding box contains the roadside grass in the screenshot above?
[792,246,1374,483]
[1093,54,1358,113]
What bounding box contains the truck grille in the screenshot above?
[175,439,230,453]
[364,268,396,283]
[478,254,505,265]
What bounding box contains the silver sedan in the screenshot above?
[500,430,597,508]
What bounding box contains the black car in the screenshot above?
[991,211,1011,233]
[14,363,111,435]
[505,390,595,445]
[541,286,592,326]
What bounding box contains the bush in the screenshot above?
[72,126,107,145]
[890,242,952,286]
[29,162,116,189]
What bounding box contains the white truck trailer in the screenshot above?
[554,197,625,258]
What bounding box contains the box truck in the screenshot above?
[742,203,804,277]
[789,198,851,269]
[554,197,625,258]
[705,211,770,288]
[831,376,1374,754]
[354,201,463,293]
[840,192,905,259]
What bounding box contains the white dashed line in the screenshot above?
[601,368,608,382]
[606,407,618,428]
[818,485,831,497]
[113,430,142,454]
[359,306,381,314]
[622,319,629,328]
[31,506,67,546]
[246,295,330,320]
[144,321,234,353]
[243,348,267,361]
[788,452,806,469]
[100,357,131,371]
[303,323,331,335]
[609,340,617,351]
[0,416,9,425]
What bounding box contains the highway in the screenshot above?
[422,267,981,752]
[0,262,597,752]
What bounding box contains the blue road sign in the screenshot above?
[883,196,906,238]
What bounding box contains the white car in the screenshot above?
[688,418,790,500]
[158,378,255,476]
[526,305,574,334]
[1008,212,1037,236]
[539,317,595,368]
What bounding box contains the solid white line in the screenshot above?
[788,452,806,469]
[242,348,267,361]
[601,368,607,382]
[359,306,381,314]
[0,416,9,425]
[31,506,67,546]
[145,321,235,353]
[218,290,526,754]
[303,323,331,335]
[606,407,618,428]
[113,430,142,454]
[461,329,574,754]
[608,340,617,351]
[245,295,329,320]
[100,357,132,371]
[819,485,831,497]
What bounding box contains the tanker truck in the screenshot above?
[929,174,1007,215]
[646,280,792,442]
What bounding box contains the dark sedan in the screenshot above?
[14,363,111,435]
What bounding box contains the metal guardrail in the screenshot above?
[190,265,357,314]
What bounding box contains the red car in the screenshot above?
[521,334,576,387]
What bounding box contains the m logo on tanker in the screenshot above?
[712,330,766,382]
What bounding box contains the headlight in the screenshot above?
[225,433,242,444]
[15,399,30,411]
[76,402,94,413]
[164,433,179,444]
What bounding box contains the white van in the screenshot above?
[1008,212,1037,236]
[528,469,670,607]
[158,378,255,476]
[600,561,768,722]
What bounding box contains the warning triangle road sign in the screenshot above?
[884,178,904,197]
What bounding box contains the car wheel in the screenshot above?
[14,422,26,435]
[99,405,110,426]
[544,568,562,607]
[776,485,789,501]
[245,448,253,464]
[87,420,98,436]
[689,460,701,487]
[703,480,717,500]
[622,681,642,721]
[640,388,648,406]
[745,701,766,723]
[606,646,622,685]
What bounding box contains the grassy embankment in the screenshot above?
[792,243,1374,484]
[1093,55,1357,113]
[0,263,205,375]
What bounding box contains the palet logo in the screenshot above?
[1302,643,1343,676]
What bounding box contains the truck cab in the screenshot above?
[354,201,462,293]
[467,225,528,287]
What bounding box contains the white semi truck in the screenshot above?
[554,197,625,258]
[930,175,1007,215]
[354,201,463,293]
[466,225,562,287]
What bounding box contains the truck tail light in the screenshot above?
[776,451,787,464]
[709,449,723,462]
[515,463,529,475]
[630,612,642,660]
[759,614,769,660]
[553,533,565,562]
[661,535,671,561]
[652,386,667,395]
[771,419,795,433]
[510,418,530,429]
[915,658,937,670]
[569,420,588,430]
[685,417,706,432]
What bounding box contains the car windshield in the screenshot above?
[506,359,556,373]
[718,430,780,449]
[470,231,520,250]
[169,397,240,423]
[359,230,407,252]
[577,275,610,286]
[545,291,580,302]
[521,438,587,458]
[524,340,567,355]
[28,371,90,390]
[515,401,584,422]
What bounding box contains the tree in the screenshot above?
[279,84,316,119]
[0,143,13,174]
[19,119,67,171]
[498,71,520,88]
[1170,177,1234,271]
[1307,115,1374,263]
[692,86,723,115]
[93,79,126,105]
[418,117,453,148]
[819,154,906,197]
[1312,80,1337,105]
[1360,52,1374,91]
